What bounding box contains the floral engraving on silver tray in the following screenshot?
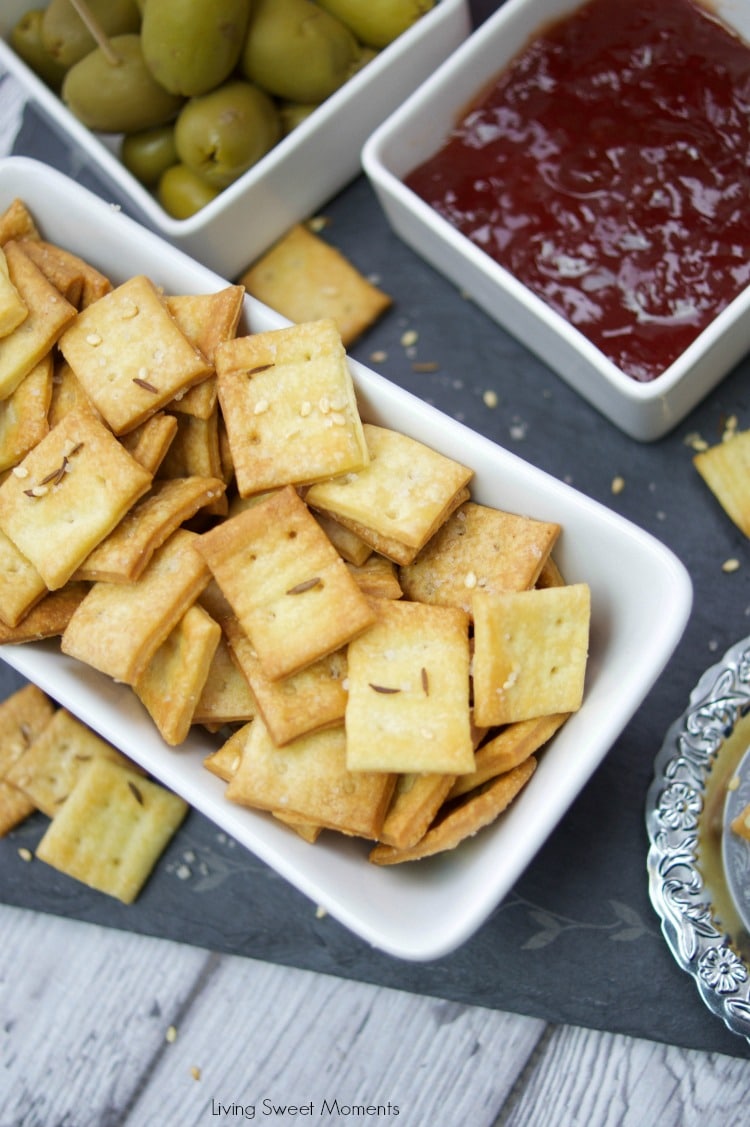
[646,637,750,1043]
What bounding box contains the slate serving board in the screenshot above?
[3,6,750,1058]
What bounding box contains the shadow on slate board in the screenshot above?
[3,29,750,1059]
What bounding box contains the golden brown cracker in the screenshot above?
[448,713,569,799]
[0,353,53,473]
[693,429,750,537]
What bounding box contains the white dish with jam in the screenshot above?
[0,157,692,959]
[362,0,750,441]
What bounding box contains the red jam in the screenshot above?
[404,0,750,381]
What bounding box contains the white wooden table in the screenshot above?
[1,65,750,1127]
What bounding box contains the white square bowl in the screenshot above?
[0,156,692,960]
[0,0,470,279]
[362,0,750,442]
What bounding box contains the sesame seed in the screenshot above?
[254,399,269,415]
[17,847,33,862]
[464,571,478,589]
[483,389,498,408]
[86,333,102,346]
[723,558,741,573]
[611,475,625,494]
[299,401,312,417]
[401,329,418,348]
[165,1025,177,1043]
[12,465,29,478]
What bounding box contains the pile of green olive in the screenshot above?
[10,0,436,218]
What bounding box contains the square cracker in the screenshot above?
[472,584,591,727]
[19,237,112,309]
[192,634,257,726]
[120,412,178,474]
[345,597,474,775]
[239,223,392,346]
[305,424,474,566]
[0,582,89,644]
[35,757,188,903]
[58,274,212,435]
[135,603,221,746]
[448,713,569,799]
[0,353,53,473]
[224,613,348,745]
[0,527,47,628]
[215,318,369,496]
[165,286,244,418]
[693,429,750,537]
[224,719,395,839]
[0,779,36,836]
[6,707,141,817]
[0,243,28,337]
[377,772,457,851]
[61,528,211,685]
[196,485,376,681]
[74,475,227,583]
[399,501,560,614]
[0,683,55,833]
[0,408,152,590]
[0,241,77,401]
[369,757,537,865]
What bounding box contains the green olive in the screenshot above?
[241,0,360,104]
[157,163,221,218]
[174,80,281,189]
[315,0,436,48]
[278,101,319,135]
[62,35,184,134]
[10,9,69,91]
[141,0,253,97]
[41,0,141,69]
[121,125,179,186]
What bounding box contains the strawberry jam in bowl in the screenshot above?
[364,0,750,440]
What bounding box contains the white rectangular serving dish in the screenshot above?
[0,157,692,960]
[362,0,750,441]
[0,0,471,280]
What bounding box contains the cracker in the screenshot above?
[314,509,372,566]
[448,713,569,798]
[0,241,77,401]
[272,811,323,843]
[0,243,28,337]
[0,780,36,837]
[48,361,99,427]
[192,634,257,725]
[305,424,474,565]
[58,274,212,435]
[5,707,141,817]
[120,412,178,474]
[368,757,537,865]
[0,527,47,628]
[215,318,369,495]
[74,475,227,583]
[536,555,566,589]
[377,772,457,850]
[166,285,244,418]
[0,353,53,472]
[731,803,750,840]
[225,614,348,745]
[472,584,591,727]
[0,683,55,833]
[35,757,188,903]
[0,408,152,589]
[399,501,560,614]
[693,429,750,537]
[239,224,391,346]
[61,528,211,685]
[135,604,221,745]
[0,198,40,245]
[0,582,89,643]
[345,597,474,774]
[224,719,395,839]
[346,554,403,599]
[195,485,376,681]
[156,409,227,518]
[203,740,242,782]
[19,237,112,308]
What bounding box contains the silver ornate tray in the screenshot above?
[646,636,750,1044]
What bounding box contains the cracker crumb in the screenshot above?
[401,329,418,348]
[370,350,387,363]
[17,847,33,862]
[722,415,739,442]
[611,475,625,495]
[684,431,708,451]
[307,215,328,232]
[483,389,498,408]
[728,775,741,791]
[315,904,327,919]
[412,361,439,373]
[165,1025,178,1043]
[190,1066,201,1081]
[722,558,741,573]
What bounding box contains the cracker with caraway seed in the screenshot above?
[399,500,560,615]
[224,613,348,745]
[6,707,142,817]
[0,684,55,835]
[35,757,188,903]
[224,719,395,840]
[305,424,474,566]
[61,528,211,685]
[195,485,376,682]
[0,241,77,401]
[74,475,227,583]
[135,603,221,746]
[215,318,369,496]
[472,584,591,727]
[368,757,538,865]
[0,353,53,473]
[0,408,152,590]
[345,597,474,775]
[693,428,750,537]
[58,274,212,435]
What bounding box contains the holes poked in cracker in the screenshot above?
[0,197,591,867]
